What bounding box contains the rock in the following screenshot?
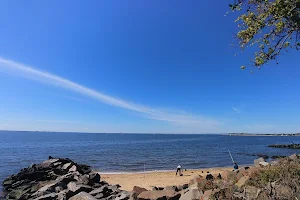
[62,163,73,170]
[41,159,60,166]
[69,165,77,172]
[3,179,15,187]
[164,186,178,192]
[67,181,93,193]
[221,171,243,184]
[199,189,219,200]
[33,193,58,200]
[254,157,265,166]
[268,144,300,149]
[89,172,101,184]
[152,186,164,191]
[6,185,32,199]
[69,192,98,200]
[270,160,279,166]
[182,184,188,190]
[179,185,201,200]
[77,164,92,174]
[56,172,79,183]
[2,157,128,200]
[188,176,203,186]
[289,153,297,160]
[76,174,89,185]
[235,176,249,188]
[89,185,109,196]
[116,191,130,200]
[244,186,261,199]
[205,174,214,180]
[259,161,269,167]
[138,190,181,200]
[131,186,148,200]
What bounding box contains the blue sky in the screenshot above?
[0,1,299,133]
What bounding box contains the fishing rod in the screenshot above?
[228,149,235,164]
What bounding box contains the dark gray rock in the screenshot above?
[116,191,130,200]
[88,173,101,184]
[69,192,98,200]
[205,174,214,180]
[33,193,58,200]
[2,157,128,200]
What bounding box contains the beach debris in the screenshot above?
[2,157,130,200]
[217,173,222,179]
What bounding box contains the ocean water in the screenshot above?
[1,131,300,190]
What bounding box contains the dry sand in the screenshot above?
[101,167,233,191]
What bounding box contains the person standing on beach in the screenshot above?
[176,165,182,175]
[234,162,239,170]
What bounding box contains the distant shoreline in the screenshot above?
[228,133,300,136]
[1,130,300,136]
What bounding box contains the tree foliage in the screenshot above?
[230,0,300,68]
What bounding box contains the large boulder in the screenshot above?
[289,153,298,160]
[131,186,148,200]
[254,157,265,166]
[179,185,201,200]
[221,170,243,184]
[138,190,181,200]
[258,161,269,167]
[88,172,101,185]
[67,181,93,198]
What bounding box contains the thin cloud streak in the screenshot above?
[0,57,221,129]
[232,107,241,114]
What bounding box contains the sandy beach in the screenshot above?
[101,166,233,191]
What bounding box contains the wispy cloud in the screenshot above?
[34,119,81,124]
[232,107,241,114]
[0,57,221,130]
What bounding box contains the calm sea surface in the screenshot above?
[1,131,300,191]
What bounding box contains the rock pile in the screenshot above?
[268,143,300,149]
[2,157,130,200]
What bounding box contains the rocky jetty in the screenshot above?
[2,157,130,200]
[268,143,300,149]
[130,154,300,200]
